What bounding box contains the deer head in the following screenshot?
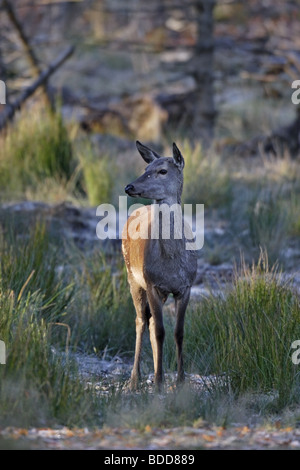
[125,141,185,205]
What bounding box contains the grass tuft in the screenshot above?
[0,221,97,427]
[0,109,73,197]
[181,251,300,410]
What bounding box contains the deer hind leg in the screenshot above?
[174,288,191,384]
[147,285,165,389]
[130,281,147,390]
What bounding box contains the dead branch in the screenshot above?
[0,45,74,132]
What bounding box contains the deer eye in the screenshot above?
[158,169,167,175]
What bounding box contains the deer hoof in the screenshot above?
[129,374,140,391]
[176,372,185,385]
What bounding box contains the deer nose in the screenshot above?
[125,184,135,194]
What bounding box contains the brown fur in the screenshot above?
[122,142,197,390]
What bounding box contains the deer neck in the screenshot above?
[150,197,185,259]
[154,194,181,206]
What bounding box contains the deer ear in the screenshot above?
[136,141,161,163]
[172,143,184,169]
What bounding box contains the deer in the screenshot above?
[122,141,197,390]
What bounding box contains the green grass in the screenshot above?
[180,141,233,208]
[0,107,145,207]
[68,250,136,354]
[0,296,95,427]
[224,154,300,266]
[0,107,120,205]
[104,382,229,430]
[0,216,137,427]
[1,104,300,429]
[180,252,300,410]
[246,187,288,264]
[0,109,73,198]
[102,250,300,420]
[78,142,116,206]
[0,216,300,429]
[103,381,286,430]
[0,223,73,318]
[288,190,300,237]
[0,222,97,427]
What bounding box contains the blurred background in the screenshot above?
[0,0,300,265]
[1,0,300,145]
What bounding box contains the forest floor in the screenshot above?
[1,358,300,451]
[2,421,300,450]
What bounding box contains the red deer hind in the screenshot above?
[122,141,197,390]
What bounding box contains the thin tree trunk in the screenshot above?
[190,0,216,147]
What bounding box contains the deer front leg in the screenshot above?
[147,285,165,389]
[129,281,147,390]
[174,288,191,384]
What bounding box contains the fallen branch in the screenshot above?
[0,45,74,132]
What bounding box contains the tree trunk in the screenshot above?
[190,0,216,147]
